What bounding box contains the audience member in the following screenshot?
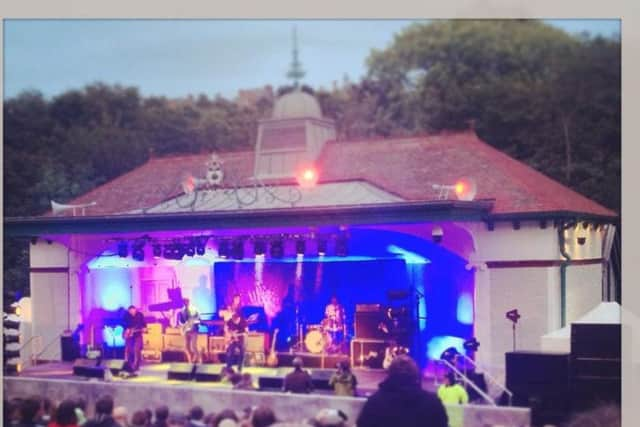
[234,374,255,391]
[437,372,468,405]
[250,406,275,427]
[17,396,44,427]
[143,410,152,427]
[566,404,620,427]
[311,409,347,427]
[213,409,238,427]
[203,413,216,427]
[328,361,357,397]
[152,406,169,427]
[187,407,205,427]
[84,396,121,427]
[283,358,313,394]
[356,355,448,427]
[41,398,55,426]
[130,412,147,427]
[50,400,79,427]
[74,400,87,427]
[167,415,186,427]
[113,407,129,427]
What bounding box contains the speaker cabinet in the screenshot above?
[163,334,185,350]
[246,333,266,353]
[194,364,222,382]
[354,312,384,339]
[351,339,386,368]
[506,351,571,426]
[72,358,103,379]
[209,336,226,353]
[571,324,621,359]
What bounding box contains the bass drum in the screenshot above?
[304,329,332,354]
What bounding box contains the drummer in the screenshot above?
[323,295,345,352]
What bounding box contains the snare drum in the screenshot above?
[304,329,332,354]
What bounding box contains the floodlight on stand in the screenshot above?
[506,309,521,324]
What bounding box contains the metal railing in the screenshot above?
[435,359,497,407]
[458,353,513,406]
[19,335,42,366]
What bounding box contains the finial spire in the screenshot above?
[286,26,305,89]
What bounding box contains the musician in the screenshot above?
[177,298,200,363]
[219,294,242,322]
[324,296,345,351]
[123,305,146,373]
[225,311,248,372]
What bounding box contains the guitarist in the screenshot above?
[123,305,147,373]
[225,311,248,372]
[177,298,201,363]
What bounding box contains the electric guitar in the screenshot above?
[179,317,200,336]
[225,330,248,345]
[124,327,147,339]
[383,346,409,369]
[266,329,279,367]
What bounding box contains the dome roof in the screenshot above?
[272,90,322,119]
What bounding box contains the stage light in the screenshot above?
[454,177,477,201]
[152,243,162,259]
[317,239,327,256]
[432,226,443,244]
[270,240,284,258]
[132,240,145,262]
[163,244,174,259]
[218,240,230,258]
[185,238,196,257]
[254,240,266,256]
[117,241,128,258]
[296,239,306,256]
[195,237,208,256]
[506,309,521,323]
[296,165,318,188]
[232,239,244,260]
[577,227,587,246]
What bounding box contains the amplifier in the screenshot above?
[165,327,182,335]
[141,349,162,362]
[354,312,384,339]
[145,323,163,335]
[246,332,266,353]
[209,336,226,353]
[245,352,266,367]
[143,333,163,351]
[571,324,621,359]
[351,338,386,369]
[163,334,184,350]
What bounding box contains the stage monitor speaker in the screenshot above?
[72,358,103,379]
[167,363,195,381]
[258,375,284,390]
[194,364,222,382]
[310,368,335,390]
[351,339,386,368]
[162,350,188,363]
[102,359,126,375]
[571,323,621,359]
[354,312,384,339]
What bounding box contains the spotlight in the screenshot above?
[152,243,162,259]
[463,337,480,353]
[296,239,306,256]
[254,240,266,256]
[195,237,208,256]
[317,239,327,256]
[117,241,128,258]
[185,238,196,257]
[232,239,244,260]
[431,226,443,244]
[270,240,284,258]
[163,244,174,259]
[506,309,521,324]
[577,227,587,246]
[336,234,348,257]
[218,240,230,258]
[132,240,145,262]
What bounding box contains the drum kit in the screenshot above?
[299,316,345,354]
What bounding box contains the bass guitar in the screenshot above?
[124,327,147,339]
[266,329,279,367]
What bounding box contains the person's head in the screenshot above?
[155,405,170,422]
[42,398,55,418]
[131,411,147,427]
[95,396,114,417]
[292,357,303,370]
[444,372,456,386]
[214,409,238,427]
[336,360,350,373]
[250,406,276,427]
[232,295,241,306]
[144,409,152,425]
[113,406,128,425]
[167,414,186,427]
[229,373,242,386]
[312,409,347,427]
[20,396,43,423]
[128,305,137,316]
[54,400,78,427]
[189,406,204,421]
[387,355,421,386]
[74,398,86,412]
[241,373,252,384]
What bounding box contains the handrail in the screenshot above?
[435,359,497,407]
[459,354,513,406]
[34,333,64,360]
[18,335,42,366]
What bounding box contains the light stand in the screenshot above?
[505,309,521,351]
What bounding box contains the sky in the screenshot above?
[3,19,620,101]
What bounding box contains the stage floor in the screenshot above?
[17,360,429,396]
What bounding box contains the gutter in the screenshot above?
[558,221,573,327]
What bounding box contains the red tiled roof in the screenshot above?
[64,131,615,218]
